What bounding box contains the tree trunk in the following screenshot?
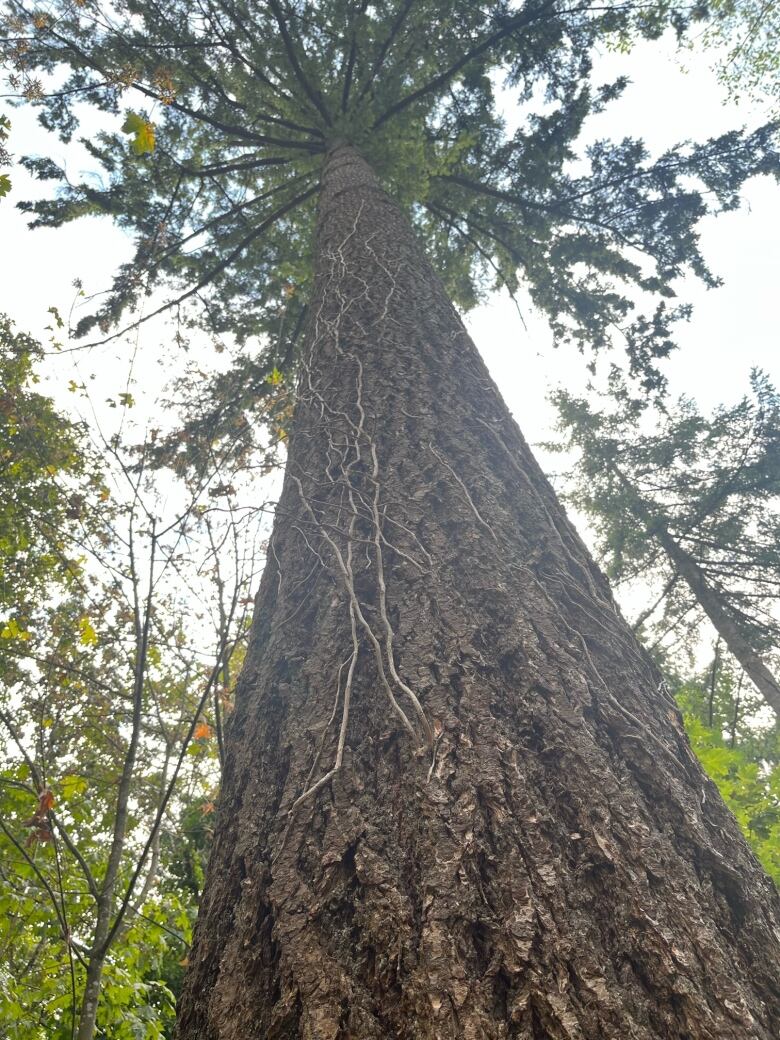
[654,523,780,717]
[612,458,780,719]
[175,142,780,1040]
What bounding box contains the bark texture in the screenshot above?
[176,143,780,1040]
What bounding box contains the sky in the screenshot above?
[1,29,779,635]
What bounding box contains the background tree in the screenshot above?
[0,312,95,638]
[676,658,780,883]
[689,0,779,112]
[2,1,780,1037]
[0,315,265,1039]
[0,112,10,196]
[552,371,780,715]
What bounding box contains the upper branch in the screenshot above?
[267,0,333,126]
[372,1,558,129]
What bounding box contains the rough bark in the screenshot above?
[176,142,780,1040]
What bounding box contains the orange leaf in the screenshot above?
[37,788,55,815]
[193,722,212,741]
[200,800,216,815]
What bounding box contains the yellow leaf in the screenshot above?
[78,616,98,646]
[1,618,31,641]
[132,121,155,155]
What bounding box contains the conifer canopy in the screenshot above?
[3,0,778,396]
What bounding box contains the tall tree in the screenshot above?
[3,2,780,1037]
[552,373,780,716]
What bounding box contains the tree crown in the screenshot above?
[2,1,778,452]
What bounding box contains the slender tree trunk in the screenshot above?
[708,637,721,729]
[176,142,780,1040]
[653,523,780,717]
[77,954,105,1040]
[609,461,780,718]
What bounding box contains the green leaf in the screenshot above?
[60,774,88,801]
[0,174,10,198]
[121,112,155,155]
[121,112,145,134]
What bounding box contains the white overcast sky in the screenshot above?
[1,30,778,576]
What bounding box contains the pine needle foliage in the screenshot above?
[2,1,779,470]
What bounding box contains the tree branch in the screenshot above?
[267,0,333,126]
[373,1,557,129]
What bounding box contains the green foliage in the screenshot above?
[0,114,10,198]
[603,0,780,111]
[0,317,238,1038]
[695,0,780,112]
[551,372,780,659]
[677,672,780,883]
[1,0,777,470]
[0,314,98,647]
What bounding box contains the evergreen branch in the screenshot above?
[142,168,315,273]
[354,0,416,105]
[80,182,318,348]
[340,0,369,113]
[267,0,333,126]
[631,571,679,632]
[373,1,558,129]
[208,0,304,111]
[176,155,294,177]
[432,199,530,268]
[425,201,528,325]
[40,23,320,152]
[193,0,324,136]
